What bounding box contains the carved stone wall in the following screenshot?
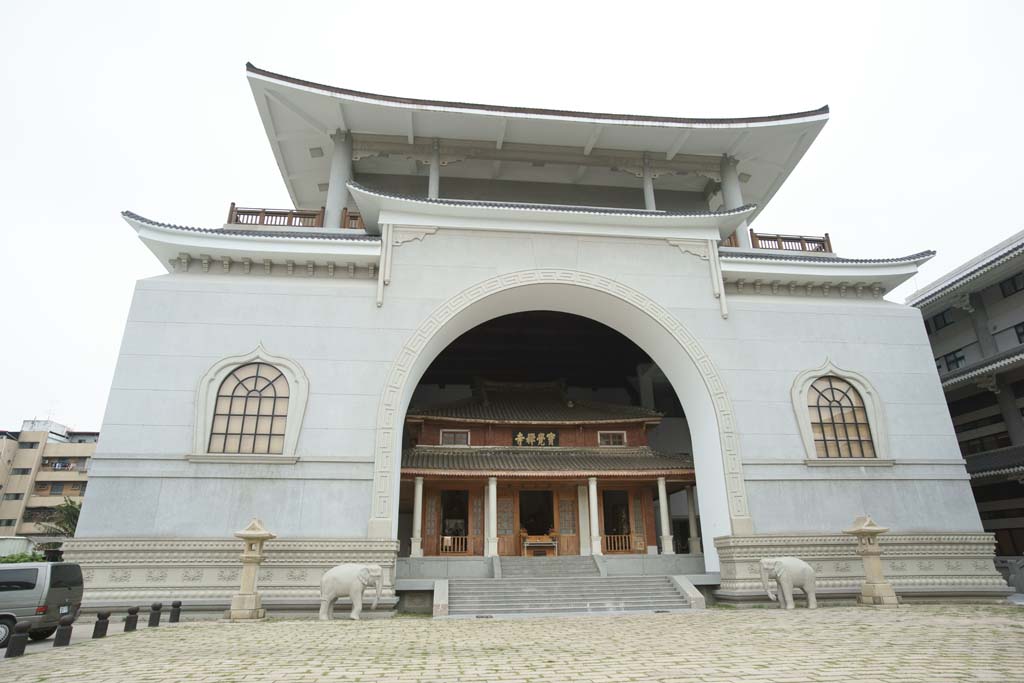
[62,538,399,604]
[715,533,1010,600]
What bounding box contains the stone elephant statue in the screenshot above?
[319,564,383,621]
[760,557,817,610]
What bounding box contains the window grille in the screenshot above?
[440,430,470,446]
[208,362,289,454]
[598,431,626,447]
[808,376,877,458]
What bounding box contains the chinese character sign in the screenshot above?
[513,429,559,447]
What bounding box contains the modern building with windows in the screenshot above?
[0,420,96,537]
[64,64,1010,610]
[907,229,1024,566]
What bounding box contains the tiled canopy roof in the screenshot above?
[406,381,661,424]
[719,248,936,265]
[401,446,693,478]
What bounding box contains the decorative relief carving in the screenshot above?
[714,533,1008,596]
[182,568,203,583]
[259,569,273,583]
[83,569,95,583]
[368,269,751,536]
[109,569,131,583]
[217,568,240,583]
[145,568,167,583]
[287,568,307,582]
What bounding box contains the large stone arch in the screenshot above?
[367,269,751,570]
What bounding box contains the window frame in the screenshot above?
[939,348,966,372]
[930,309,954,331]
[597,430,628,447]
[439,429,471,447]
[791,360,888,462]
[1000,272,1024,298]
[1015,322,1024,345]
[191,345,309,463]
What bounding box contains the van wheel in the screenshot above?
[0,617,14,648]
[29,627,57,641]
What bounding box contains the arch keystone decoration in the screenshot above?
[366,269,753,542]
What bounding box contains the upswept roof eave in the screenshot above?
[719,248,936,266]
[121,211,381,243]
[905,228,1024,309]
[348,181,756,221]
[246,62,830,129]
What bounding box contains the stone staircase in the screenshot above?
[447,556,692,616]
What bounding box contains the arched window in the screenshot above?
[208,362,289,454]
[807,375,875,458]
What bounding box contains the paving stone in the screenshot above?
[0,605,1021,682]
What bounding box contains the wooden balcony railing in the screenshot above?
[226,204,366,230]
[722,229,833,253]
[439,535,469,554]
[603,534,632,553]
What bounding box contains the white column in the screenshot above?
[642,155,657,211]
[719,155,751,249]
[485,476,498,557]
[324,129,353,230]
[428,139,440,199]
[686,485,702,555]
[410,476,424,557]
[577,484,591,556]
[588,477,602,555]
[657,477,674,555]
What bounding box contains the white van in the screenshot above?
[0,562,83,647]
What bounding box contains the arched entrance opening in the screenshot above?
[397,310,699,559]
[368,272,751,572]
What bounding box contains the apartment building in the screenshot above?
[0,420,97,537]
[908,229,1024,557]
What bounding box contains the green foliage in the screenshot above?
[39,497,81,537]
[0,552,46,563]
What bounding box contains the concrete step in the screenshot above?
[446,575,690,616]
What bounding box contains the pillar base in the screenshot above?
[590,536,603,556]
[660,535,675,555]
[485,537,498,557]
[225,592,265,620]
[410,539,423,558]
[858,581,899,608]
[688,537,703,555]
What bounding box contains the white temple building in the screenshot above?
[65,64,1011,611]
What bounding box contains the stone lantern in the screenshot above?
[843,515,899,607]
[225,518,276,620]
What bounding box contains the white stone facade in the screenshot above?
[67,226,1002,602]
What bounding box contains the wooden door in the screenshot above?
[556,489,580,555]
[496,492,518,556]
[422,491,440,556]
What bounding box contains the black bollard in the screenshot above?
[53,615,74,647]
[124,606,139,632]
[4,621,30,658]
[169,600,182,623]
[148,602,163,628]
[92,611,111,638]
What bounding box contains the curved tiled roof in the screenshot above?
[122,211,381,242]
[347,181,757,219]
[906,228,1024,308]
[407,382,661,424]
[402,446,692,477]
[719,248,935,265]
[248,63,829,127]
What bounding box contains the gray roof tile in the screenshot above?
[402,446,693,475]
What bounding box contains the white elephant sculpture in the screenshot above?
[760,557,817,610]
[319,563,383,621]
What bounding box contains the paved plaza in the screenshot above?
[2,605,1023,682]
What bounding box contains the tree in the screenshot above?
[39,497,81,537]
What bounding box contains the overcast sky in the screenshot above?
[1,0,1022,430]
